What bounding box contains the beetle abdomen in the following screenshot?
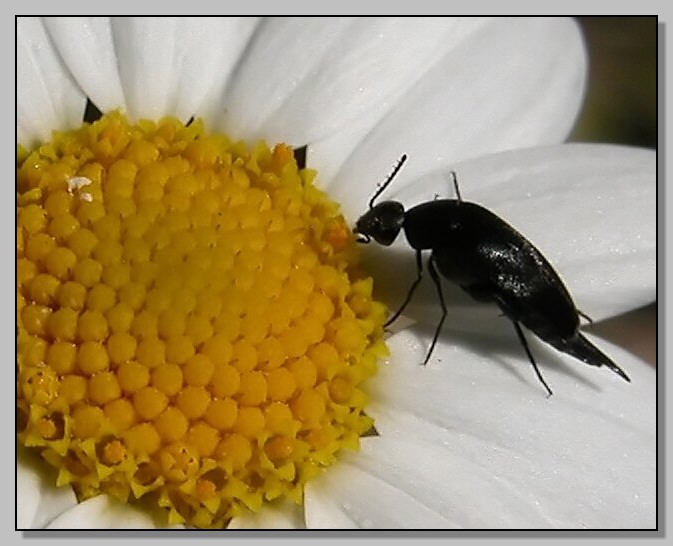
[418,200,579,339]
[549,332,631,382]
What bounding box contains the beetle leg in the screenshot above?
[449,170,462,202]
[512,321,553,397]
[423,255,448,365]
[384,249,424,328]
[577,309,594,325]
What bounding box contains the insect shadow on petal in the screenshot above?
[353,155,630,396]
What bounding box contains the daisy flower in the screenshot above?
[16,16,655,529]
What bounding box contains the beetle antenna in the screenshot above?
[450,171,462,202]
[368,154,408,209]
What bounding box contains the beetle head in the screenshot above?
[354,200,405,246]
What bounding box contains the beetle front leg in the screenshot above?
[385,249,424,328]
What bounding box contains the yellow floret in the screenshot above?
[46,341,77,375]
[264,435,294,462]
[106,332,137,364]
[73,258,103,287]
[17,112,387,529]
[233,406,265,438]
[266,367,297,402]
[154,407,189,442]
[86,283,116,312]
[101,439,127,466]
[21,304,51,337]
[135,336,165,368]
[210,364,240,398]
[19,204,47,234]
[49,213,80,242]
[185,422,220,457]
[72,405,105,439]
[133,386,169,420]
[19,336,47,368]
[47,307,79,341]
[117,361,150,394]
[104,398,136,432]
[204,398,238,431]
[57,281,87,310]
[25,233,56,264]
[89,371,122,405]
[214,433,252,471]
[44,189,73,217]
[264,402,296,436]
[291,389,326,429]
[106,303,135,333]
[77,341,109,375]
[123,423,161,456]
[164,335,194,364]
[45,246,77,280]
[68,229,99,259]
[28,273,60,306]
[183,354,214,387]
[77,310,109,342]
[59,375,88,404]
[176,386,211,420]
[151,363,183,396]
[237,371,268,407]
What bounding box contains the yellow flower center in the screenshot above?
[16,111,388,528]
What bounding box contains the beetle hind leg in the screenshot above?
[577,309,594,325]
[512,321,554,397]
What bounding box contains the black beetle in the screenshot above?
[354,155,630,396]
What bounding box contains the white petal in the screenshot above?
[305,437,459,528]
[16,453,41,529]
[43,17,126,113]
[17,447,77,529]
[110,17,258,122]
[184,18,260,124]
[306,433,597,528]
[227,499,305,529]
[363,329,655,528]
[358,144,655,330]
[324,17,586,213]
[222,17,488,146]
[45,495,164,529]
[17,17,86,148]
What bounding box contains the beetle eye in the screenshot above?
[356,233,371,244]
